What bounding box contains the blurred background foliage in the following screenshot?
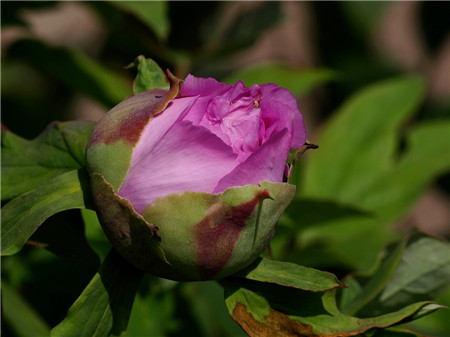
[1,1,449,337]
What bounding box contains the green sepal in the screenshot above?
[90,173,186,281]
[143,182,296,280]
[86,141,134,193]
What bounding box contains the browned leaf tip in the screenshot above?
[232,302,377,337]
[232,302,316,337]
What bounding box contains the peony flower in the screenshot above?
[86,71,306,280]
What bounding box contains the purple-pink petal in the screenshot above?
[180,74,230,97]
[118,121,238,214]
[260,84,306,148]
[131,96,198,165]
[213,128,291,193]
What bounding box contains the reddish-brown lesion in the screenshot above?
[232,300,403,337]
[192,189,271,279]
[232,302,317,337]
[87,70,182,147]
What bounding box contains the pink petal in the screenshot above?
[260,84,306,148]
[131,96,198,165]
[214,128,291,193]
[183,96,211,124]
[224,80,259,102]
[180,74,230,97]
[119,121,238,214]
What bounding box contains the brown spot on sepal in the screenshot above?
[87,70,182,147]
[192,189,271,279]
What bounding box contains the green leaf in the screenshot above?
[292,120,450,271]
[224,279,443,337]
[339,2,389,40]
[127,277,179,337]
[8,39,130,107]
[234,257,342,292]
[285,199,373,230]
[406,287,450,337]
[201,2,283,56]
[81,209,112,261]
[111,1,170,40]
[1,281,51,337]
[359,119,450,221]
[2,121,96,201]
[300,75,426,207]
[301,75,425,198]
[290,76,446,271]
[341,237,408,315]
[346,234,450,317]
[1,169,93,256]
[126,56,169,94]
[27,210,101,270]
[284,216,398,272]
[51,249,144,337]
[270,199,376,267]
[379,235,450,308]
[369,327,433,337]
[223,64,337,97]
[181,281,247,337]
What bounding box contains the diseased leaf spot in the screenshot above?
[232,302,316,337]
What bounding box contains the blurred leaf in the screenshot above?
[339,2,388,40]
[0,1,57,26]
[201,2,283,55]
[2,281,51,337]
[51,249,144,337]
[2,121,96,201]
[224,279,442,337]
[1,60,50,99]
[28,210,101,270]
[223,64,337,97]
[270,199,374,265]
[377,235,450,310]
[405,287,450,337]
[291,76,441,271]
[343,234,450,317]
[8,39,130,107]
[369,327,439,337]
[1,169,93,256]
[2,248,99,329]
[341,237,408,315]
[359,119,450,221]
[126,55,168,94]
[295,120,450,271]
[285,199,372,230]
[111,1,170,40]
[301,75,426,206]
[283,216,398,272]
[234,257,342,292]
[127,278,179,337]
[182,281,247,337]
[81,209,111,261]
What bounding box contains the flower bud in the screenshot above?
[86,71,306,280]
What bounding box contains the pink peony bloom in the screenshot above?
[117,74,306,214]
[86,70,306,280]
